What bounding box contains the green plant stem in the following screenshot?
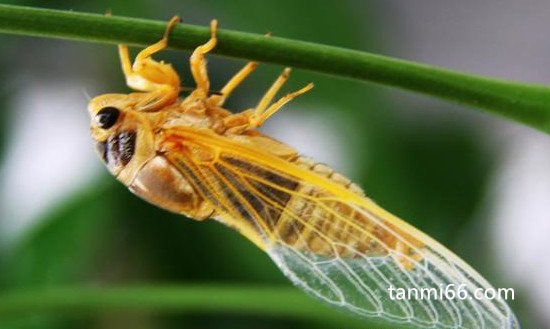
[0,285,368,326]
[0,285,307,316]
[1,4,550,133]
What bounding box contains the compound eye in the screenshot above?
[96,107,120,129]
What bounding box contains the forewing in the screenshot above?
[166,131,518,329]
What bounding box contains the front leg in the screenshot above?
[118,16,181,111]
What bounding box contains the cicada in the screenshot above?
[88,17,519,329]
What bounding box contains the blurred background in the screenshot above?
[0,1,549,328]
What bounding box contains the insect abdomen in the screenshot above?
[274,156,395,258]
[211,154,415,259]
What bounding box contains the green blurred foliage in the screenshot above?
[0,0,522,328]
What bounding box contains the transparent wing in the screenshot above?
[166,130,519,329]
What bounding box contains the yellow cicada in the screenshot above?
[88,17,518,329]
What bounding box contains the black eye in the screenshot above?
[96,107,120,129]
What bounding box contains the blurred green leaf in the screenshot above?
[0,178,118,328]
[2,180,117,288]
[365,120,493,244]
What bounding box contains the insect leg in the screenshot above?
[118,44,134,79]
[118,16,180,88]
[209,62,259,107]
[254,68,292,117]
[250,81,314,127]
[118,16,181,109]
[208,32,272,106]
[190,19,218,96]
[134,16,181,63]
[221,69,313,132]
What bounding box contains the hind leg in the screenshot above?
[223,68,313,133]
[208,61,259,107]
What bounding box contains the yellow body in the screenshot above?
[88,17,518,329]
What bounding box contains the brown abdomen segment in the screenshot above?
[271,156,415,259]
